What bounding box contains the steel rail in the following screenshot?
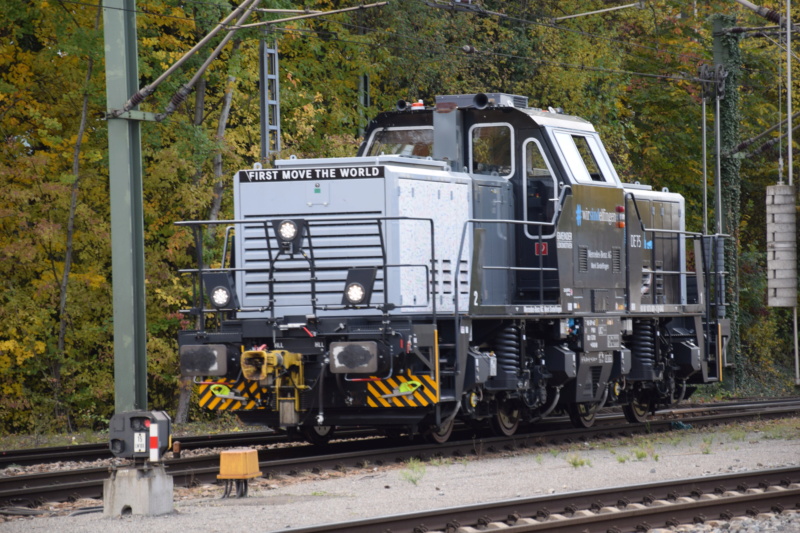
[274,466,800,533]
[0,430,275,468]
[0,427,375,468]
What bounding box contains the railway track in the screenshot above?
[0,427,376,468]
[0,399,797,508]
[1,397,797,469]
[0,430,277,468]
[275,466,800,533]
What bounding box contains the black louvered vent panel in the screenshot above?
[655,260,664,296]
[579,246,588,272]
[458,260,469,296]
[591,366,602,396]
[612,247,621,273]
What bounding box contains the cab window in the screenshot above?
[524,139,558,233]
[366,127,433,157]
[554,131,615,184]
[470,124,513,178]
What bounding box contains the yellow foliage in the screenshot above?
[2,383,24,397]
[73,271,108,290]
[0,339,35,366]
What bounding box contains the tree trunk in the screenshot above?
[208,73,236,222]
[55,3,102,430]
[175,376,193,424]
[191,76,207,186]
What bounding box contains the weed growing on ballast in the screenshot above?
[400,457,426,485]
[566,453,591,468]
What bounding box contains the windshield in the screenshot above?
[365,128,433,157]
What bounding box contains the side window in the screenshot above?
[573,136,602,181]
[366,128,433,157]
[554,131,614,184]
[524,140,558,231]
[470,124,513,177]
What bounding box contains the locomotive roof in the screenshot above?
[433,92,596,132]
[517,107,596,132]
[366,95,597,134]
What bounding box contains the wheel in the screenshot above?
[623,395,651,424]
[669,380,687,407]
[301,425,335,445]
[567,402,598,428]
[490,399,520,436]
[425,417,454,444]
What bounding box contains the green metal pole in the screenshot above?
[103,0,148,412]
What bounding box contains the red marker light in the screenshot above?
[144,419,151,428]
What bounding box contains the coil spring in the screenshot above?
[495,324,521,373]
[630,320,656,362]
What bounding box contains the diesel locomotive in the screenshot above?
[177,93,730,443]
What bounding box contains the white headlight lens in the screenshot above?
[345,283,365,304]
[211,287,231,307]
[279,220,298,241]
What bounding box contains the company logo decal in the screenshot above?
[576,203,616,226]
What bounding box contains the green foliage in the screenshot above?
[736,250,795,396]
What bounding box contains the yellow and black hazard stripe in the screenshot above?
[197,379,264,411]
[365,374,439,408]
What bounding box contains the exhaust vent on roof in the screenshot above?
[436,93,529,109]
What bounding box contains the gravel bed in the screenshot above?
[1,419,799,533]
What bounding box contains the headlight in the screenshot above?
[278,220,298,241]
[203,271,239,310]
[345,282,366,304]
[341,267,377,306]
[211,286,231,308]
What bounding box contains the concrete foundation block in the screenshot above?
[103,464,174,517]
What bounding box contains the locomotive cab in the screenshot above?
[177,93,730,443]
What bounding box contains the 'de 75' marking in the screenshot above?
[239,166,385,182]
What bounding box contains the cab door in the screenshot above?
[549,130,627,311]
[516,138,561,303]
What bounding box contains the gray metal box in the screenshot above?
[470,351,498,384]
[233,156,473,318]
[544,345,577,385]
[766,184,797,307]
